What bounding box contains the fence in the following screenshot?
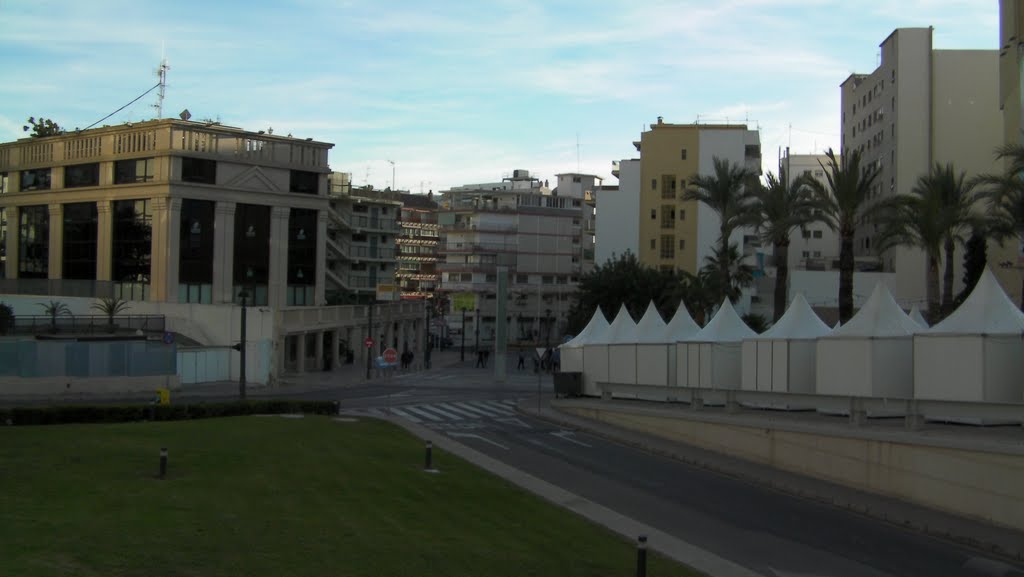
[5,315,166,336]
[0,339,176,378]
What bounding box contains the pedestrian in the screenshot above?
[517,350,525,370]
[483,349,490,368]
[408,351,415,369]
[475,349,484,368]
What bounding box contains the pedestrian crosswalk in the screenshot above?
[389,399,517,424]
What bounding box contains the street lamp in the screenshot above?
[235,289,249,401]
[544,308,552,348]
[475,307,481,354]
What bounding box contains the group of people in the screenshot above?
[400,350,415,370]
[474,348,491,368]
[515,347,559,372]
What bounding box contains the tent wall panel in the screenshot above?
[637,344,669,386]
[983,337,1024,402]
[608,345,637,385]
[756,342,774,391]
[667,345,678,388]
[698,343,713,387]
[771,341,789,392]
[914,337,983,401]
[561,347,583,373]
[817,339,873,397]
[582,345,609,396]
[712,343,743,389]
[869,339,913,398]
[740,341,757,390]
[675,343,687,387]
[686,344,700,387]
[785,341,816,394]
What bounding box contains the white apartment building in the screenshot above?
[779,149,840,269]
[841,27,1002,309]
[595,159,640,266]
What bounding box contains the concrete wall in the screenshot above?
[1,375,179,396]
[561,404,1024,533]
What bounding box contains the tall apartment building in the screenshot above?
[595,159,640,266]
[0,119,332,307]
[437,170,586,346]
[325,173,401,303]
[779,149,840,269]
[634,119,762,275]
[997,0,1024,304]
[395,192,440,300]
[840,27,1002,307]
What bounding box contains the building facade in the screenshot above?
[595,159,640,266]
[779,149,840,269]
[997,0,1024,304]
[395,191,440,300]
[840,27,1002,308]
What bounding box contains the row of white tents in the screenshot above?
[560,268,1024,405]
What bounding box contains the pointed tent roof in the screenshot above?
[593,304,638,344]
[754,293,831,340]
[908,304,929,329]
[635,302,668,343]
[562,307,608,348]
[662,301,701,342]
[929,268,1024,334]
[827,282,921,337]
[686,298,757,342]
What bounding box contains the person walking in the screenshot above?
[517,350,525,370]
[475,349,484,368]
[483,349,490,368]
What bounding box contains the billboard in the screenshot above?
[452,292,476,312]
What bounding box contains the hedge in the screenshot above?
[0,400,340,426]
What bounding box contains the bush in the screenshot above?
[0,400,339,426]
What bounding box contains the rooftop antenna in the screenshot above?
[387,159,396,190]
[364,165,371,186]
[153,49,170,118]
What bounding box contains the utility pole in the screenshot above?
[236,290,248,400]
[387,160,396,191]
[366,300,374,380]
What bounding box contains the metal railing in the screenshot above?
[5,314,166,336]
[0,279,116,298]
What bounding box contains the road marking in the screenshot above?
[495,416,532,429]
[403,406,444,422]
[551,430,591,447]
[466,400,515,416]
[447,432,509,450]
[452,401,501,418]
[416,404,464,420]
[389,407,422,423]
[439,404,484,419]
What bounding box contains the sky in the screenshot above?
[0,0,998,193]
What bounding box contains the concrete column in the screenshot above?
[331,329,341,370]
[47,203,63,279]
[314,330,324,372]
[315,210,327,306]
[165,198,181,302]
[95,201,112,282]
[295,332,306,372]
[5,205,19,278]
[212,201,236,304]
[269,206,290,310]
[149,197,168,301]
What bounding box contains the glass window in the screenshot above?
[63,202,98,280]
[64,163,99,188]
[19,205,50,278]
[20,168,51,191]
[0,207,5,278]
[181,157,216,184]
[289,170,319,194]
[0,172,8,194]
[179,199,214,300]
[114,158,154,184]
[660,235,675,259]
[288,208,317,287]
[813,230,823,239]
[233,203,271,306]
[112,199,152,290]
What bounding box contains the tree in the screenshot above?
[806,148,880,324]
[979,144,1024,237]
[0,302,13,335]
[747,169,817,322]
[699,243,754,304]
[565,252,680,334]
[90,297,131,333]
[684,157,756,304]
[23,117,63,138]
[37,300,71,334]
[678,270,716,326]
[955,232,987,306]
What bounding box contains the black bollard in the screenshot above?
[424,440,433,471]
[159,448,168,479]
[636,535,647,577]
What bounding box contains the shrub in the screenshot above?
[0,400,339,426]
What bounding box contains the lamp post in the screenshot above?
[237,289,249,401]
[460,308,466,362]
[544,308,552,348]
[475,307,481,354]
[366,299,374,380]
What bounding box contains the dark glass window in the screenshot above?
[0,172,9,194]
[233,204,270,305]
[112,199,152,284]
[288,209,316,286]
[21,168,51,191]
[64,163,99,188]
[18,205,49,278]
[0,207,6,278]
[179,199,214,285]
[114,158,154,184]
[181,157,216,184]
[289,170,319,194]
[62,202,98,280]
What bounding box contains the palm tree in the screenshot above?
[679,270,716,326]
[700,243,754,304]
[91,297,131,333]
[977,143,1024,239]
[37,300,71,334]
[684,157,756,303]
[747,169,817,322]
[806,148,881,324]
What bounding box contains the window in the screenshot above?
[572,176,581,183]
[557,276,568,285]
[0,172,8,194]
[650,209,656,220]
[660,235,675,259]
[813,250,822,257]
[352,233,367,242]
[516,274,529,284]
[813,230,822,239]
[181,157,216,184]
[542,275,554,285]
[678,238,686,250]
[114,158,154,184]
[662,175,675,199]
[661,205,675,229]
[20,168,51,191]
[680,149,687,160]
[62,202,98,280]
[802,230,811,239]
[802,251,810,258]
[650,239,656,249]
[64,163,99,188]
[679,209,685,221]
[651,179,657,190]
[290,170,317,195]
[18,205,49,278]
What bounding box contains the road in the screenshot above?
[335,367,1024,577]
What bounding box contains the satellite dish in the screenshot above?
[179,109,192,121]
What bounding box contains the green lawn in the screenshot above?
[0,415,700,577]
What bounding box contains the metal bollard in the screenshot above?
[424,440,433,471]
[159,448,168,479]
[636,535,647,577]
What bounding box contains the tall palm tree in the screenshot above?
[806,148,880,324]
[684,157,756,303]
[700,243,754,304]
[748,169,817,322]
[977,143,1024,238]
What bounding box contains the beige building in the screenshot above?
[997,0,1024,305]
[779,149,840,269]
[634,119,761,275]
[841,28,1002,309]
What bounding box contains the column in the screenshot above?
[165,198,182,302]
[5,206,19,278]
[268,206,290,310]
[314,330,324,372]
[48,204,63,280]
[315,210,327,306]
[295,332,306,372]
[212,201,236,304]
[96,201,112,282]
[149,197,169,301]
[331,329,341,371]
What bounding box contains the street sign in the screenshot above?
[162,332,174,345]
[382,348,399,365]
[364,337,374,349]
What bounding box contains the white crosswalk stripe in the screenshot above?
[466,400,516,416]
[403,406,445,422]
[389,400,520,424]
[389,407,422,423]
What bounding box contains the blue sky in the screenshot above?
[0,0,997,192]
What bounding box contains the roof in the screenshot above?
[826,282,922,338]
[928,268,1024,334]
[755,293,831,340]
[562,307,609,348]
[591,304,637,345]
[686,299,756,342]
[662,302,701,341]
[398,193,438,210]
[908,304,929,329]
[634,302,667,343]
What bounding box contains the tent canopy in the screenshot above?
[635,302,668,343]
[908,304,929,329]
[826,282,921,338]
[562,307,608,348]
[591,304,638,344]
[929,268,1024,334]
[754,293,831,340]
[662,301,701,342]
[686,298,756,342]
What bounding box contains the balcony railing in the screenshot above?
[6,314,166,335]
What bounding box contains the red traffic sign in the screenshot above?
[382,348,399,364]
[364,337,374,349]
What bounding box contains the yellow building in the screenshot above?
[634,118,761,274]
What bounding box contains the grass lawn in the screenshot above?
[0,415,701,577]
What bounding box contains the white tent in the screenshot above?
[816,283,922,398]
[561,307,609,395]
[914,268,1024,403]
[677,299,756,389]
[741,293,831,394]
[908,304,929,329]
[632,302,702,388]
[599,305,639,385]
